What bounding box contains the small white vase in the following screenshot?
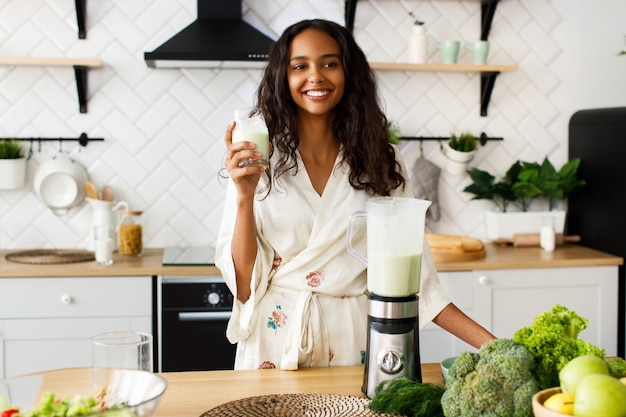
[0,157,26,190]
[407,25,428,64]
[442,142,475,175]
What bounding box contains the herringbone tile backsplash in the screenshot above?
[0,0,624,250]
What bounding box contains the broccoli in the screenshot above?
[440,338,539,417]
[512,304,605,390]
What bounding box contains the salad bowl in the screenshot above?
[0,368,167,417]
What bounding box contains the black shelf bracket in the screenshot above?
[481,0,499,40]
[73,65,89,113]
[345,0,357,33]
[75,0,87,39]
[480,71,500,117]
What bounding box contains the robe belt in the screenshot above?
[274,287,331,370]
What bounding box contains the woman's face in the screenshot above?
[287,28,345,118]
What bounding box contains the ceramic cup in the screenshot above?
[440,40,460,64]
[467,40,489,64]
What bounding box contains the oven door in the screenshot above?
[161,277,236,372]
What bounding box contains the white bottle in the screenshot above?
[540,216,555,252]
[407,25,428,64]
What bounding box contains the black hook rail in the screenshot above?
[399,132,503,145]
[1,132,103,147]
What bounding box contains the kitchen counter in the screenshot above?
[37,364,444,417]
[0,244,621,278]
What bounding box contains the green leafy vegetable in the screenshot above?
[440,338,538,417]
[368,377,445,417]
[606,357,626,378]
[513,304,604,390]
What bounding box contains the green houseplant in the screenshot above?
[463,157,585,240]
[0,139,26,190]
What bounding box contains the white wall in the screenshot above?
[0,0,624,250]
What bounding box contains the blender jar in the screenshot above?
[118,210,143,256]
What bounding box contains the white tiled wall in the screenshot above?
[0,0,624,250]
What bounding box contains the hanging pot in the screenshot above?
[33,153,88,215]
[441,141,475,175]
[0,157,27,190]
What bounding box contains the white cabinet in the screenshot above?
[420,265,618,363]
[0,276,152,378]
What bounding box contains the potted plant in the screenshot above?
[0,139,26,190]
[463,157,585,240]
[442,132,480,175]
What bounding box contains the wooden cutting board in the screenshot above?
[426,233,486,263]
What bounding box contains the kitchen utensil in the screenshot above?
[348,197,430,398]
[84,181,99,199]
[0,368,166,417]
[33,153,88,215]
[102,184,114,201]
[532,387,568,417]
[348,197,431,296]
[426,233,487,263]
[494,233,581,247]
[85,198,129,251]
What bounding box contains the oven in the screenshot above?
[160,276,236,372]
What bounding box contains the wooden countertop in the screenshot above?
[0,248,221,277]
[0,244,621,278]
[36,364,444,417]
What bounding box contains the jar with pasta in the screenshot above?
[118,210,143,256]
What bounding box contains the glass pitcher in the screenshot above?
[347,197,431,297]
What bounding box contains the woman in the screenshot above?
[216,19,495,370]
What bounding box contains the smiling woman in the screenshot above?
[216,18,495,371]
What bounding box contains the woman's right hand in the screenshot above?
[224,121,265,199]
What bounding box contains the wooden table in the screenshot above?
[36,364,444,417]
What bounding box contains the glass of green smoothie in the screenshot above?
[232,107,270,168]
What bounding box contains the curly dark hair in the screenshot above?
[255,19,405,196]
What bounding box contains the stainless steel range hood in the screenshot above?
[144,0,275,69]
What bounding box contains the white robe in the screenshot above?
[216,147,450,370]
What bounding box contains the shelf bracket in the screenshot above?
[481,0,498,40]
[73,65,89,113]
[75,0,86,39]
[480,71,500,116]
[345,0,357,33]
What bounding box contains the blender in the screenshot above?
[348,197,431,398]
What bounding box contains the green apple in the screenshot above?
[574,374,626,417]
[559,355,609,394]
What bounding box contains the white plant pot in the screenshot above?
[485,210,567,241]
[0,157,26,190]
[442,142,475,175]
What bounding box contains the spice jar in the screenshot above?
[118,210,143,256]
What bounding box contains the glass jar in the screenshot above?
[118,210,143,256]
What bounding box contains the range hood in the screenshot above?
[144,0,275,69]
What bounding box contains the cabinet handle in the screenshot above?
[60,294,73,304]
[478,275,490,285]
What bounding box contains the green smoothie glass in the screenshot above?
[232,107,270,168]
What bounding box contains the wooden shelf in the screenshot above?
[0,57,102,113]
[371,62,517,116]
[369,62,517,72]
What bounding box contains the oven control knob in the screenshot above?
[207,292,221,306]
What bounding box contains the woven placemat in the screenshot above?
[6,249,95,264]
[199,394,396,417]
